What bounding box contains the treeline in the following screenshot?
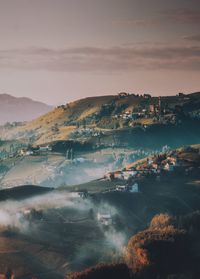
[66,211,200,279]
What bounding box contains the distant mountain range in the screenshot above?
[0,94,52,125]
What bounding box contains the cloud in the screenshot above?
[0,45,200,72]
[112,19,159,28]
[112,8,200,29]
[162,8,200,24]
[183,34,200,42]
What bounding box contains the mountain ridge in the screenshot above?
[1,91,200,145]
[0,93,53,125]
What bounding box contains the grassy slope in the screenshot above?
[0,93,200,151]
[2,92,200,145]
[2,95,116,144]
[0,185,53,201]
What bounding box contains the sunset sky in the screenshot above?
[0,0,200,105]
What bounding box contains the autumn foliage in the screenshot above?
[66,212,200,279]
[66,263,131,279]
[150,213,173,229]
[125,226,189,276]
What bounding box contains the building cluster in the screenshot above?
[20,145,52,156]
[0,144,53,161]
[97,212,112,226]
[113,96,185,127]
[71,127,103,138]
[188,109,200,120]
[117,92,152,99]
[105,149,197,194]
[115,183,139,193]
[105,169,140,193]
[57,104,69,110]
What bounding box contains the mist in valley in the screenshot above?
[0,189,129,277]
[0,145,167,190]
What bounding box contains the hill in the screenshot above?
[0,185,53,201]
[0,94,52,125]
[1,91,200,146]
[65,145,200,278]
[68,211,200,279]
[0,145,199,278]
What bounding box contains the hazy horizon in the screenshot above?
[1,90,200,107]
[0,0,200,105]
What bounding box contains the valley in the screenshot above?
[0,145,199,278]
[0,92,200,278]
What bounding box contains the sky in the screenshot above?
[0,0,200,105]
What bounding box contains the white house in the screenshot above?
[78,191,88,199]
[164,163,174,171]
[114,171,124,180]
[152,163,158,169]
[122,170,137,180]
[73,157,86,164]
[22,208,32,216]
[121,171,131,180]
[26,150,34,156]
[116,185,128,192]
[167,156,179,167]
[97,213,112,226]
[39,145,52,152]
[128,182,139,193]
[20,149,34,156]
[148,159,154,166]
[20,149,26,156]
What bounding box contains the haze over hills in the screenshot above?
[0,93,52,125]
[0,145,199,278]
[0,91,200,189]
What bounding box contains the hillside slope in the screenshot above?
[0,145,199,278]
[1,92,200,146]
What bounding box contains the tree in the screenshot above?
[66,263,131,279]
[125,226,189,276]
[150,213,173,229]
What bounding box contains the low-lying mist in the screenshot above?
[0,189,128,273]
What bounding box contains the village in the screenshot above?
[103,146,200,195]
[93,145,200,227]
[54,91,198,148]
[72,145,200,228]
[0,90,199,193]
[51,91,197,141]
[0,91,198,163]
[112,93,186,127]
